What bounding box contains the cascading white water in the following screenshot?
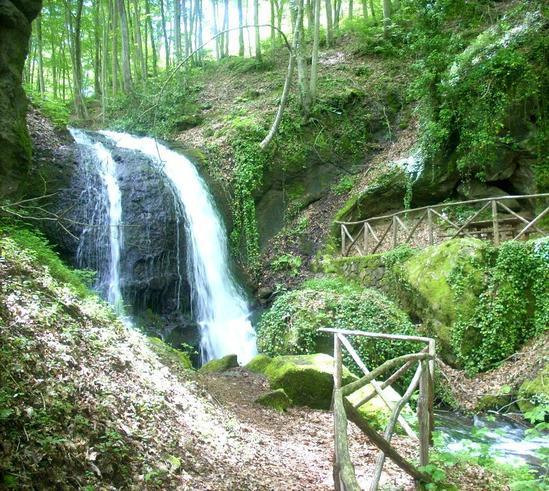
[101,130,257,364]
[70,129,124,313]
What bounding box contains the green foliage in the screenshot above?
[107,72,202,138]
[403,0,548,182]
[271,254,302,276]
[228,116,269,267]
[334,175,356,195]
[26,88,71,128]
[450,238,549,374]
[0,222,93,298]
[256,276,418,389]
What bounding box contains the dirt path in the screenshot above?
[195,367,416,490]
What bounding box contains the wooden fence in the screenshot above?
[337,193,549,257]
[320,328,435,491]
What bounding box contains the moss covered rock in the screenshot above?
[199,354,239,373]
[261,354,356,409]
[255,389,292,411]
[392,238,489,366]
[147,337,193,370]
[246,354,273,373]
[518,363,549,413]
[348,384,412,431]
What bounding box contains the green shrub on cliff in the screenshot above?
[256,277,418,385]
[451,238,548,374]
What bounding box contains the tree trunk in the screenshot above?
[295,0,311,118]
[349,0,353,19]
[254,0,261,61]
[238,0,245,56]
[133,0,146,82]
[223,0,230,57]
[383,0,391,36]
[160,0,170,67]
[174,0,182,60]
[145,0,158,75]
[325,0,333,46]
[117,0,132,91]
[361,0,368,19]
[309,0,320,105]
[260,1,301,149]
[36,14,46,95]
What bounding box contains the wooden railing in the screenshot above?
[320,328,435,491]
[336,193,549,256]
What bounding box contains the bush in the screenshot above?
[451,238,549,373]
[257,277,418,388]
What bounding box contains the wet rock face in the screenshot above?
[0,0,42,197]
[114,145,192,315]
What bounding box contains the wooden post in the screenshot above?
[417,360,430,469]
[364,223,370,255]
[428,340,435,441]
[341,224,346,256]
[492,200,500,246]
[334,334,342,390]
[427,209,434,245]
[392,215,398,248]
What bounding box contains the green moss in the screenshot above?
[348,383,414,432]
[147,337,193,370]
[518,363,549,413]
[255,388,292,412]
[0,223,93,298]
[333,167,408,226]
[198,354,239,373]
[245,354,273,373]
[263,354,356,409]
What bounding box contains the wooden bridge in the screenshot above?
[336,193,549,257]
[320,328,435,491]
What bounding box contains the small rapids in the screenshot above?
[436,410,549,473]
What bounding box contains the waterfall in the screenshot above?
[101,131,257,364]
[70,129,124,313]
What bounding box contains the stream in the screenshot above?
[436,410,548,474]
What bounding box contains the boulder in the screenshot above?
[347,383,413,431]
[246,354,273,373]
[457,180,519,209]
[518,363,549,414]
[395,238,489,366]
[262,354,356,409]
[199,354,239,373]
[255,389,292,411]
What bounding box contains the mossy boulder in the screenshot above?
[262,354,357,409]
[147,337,193,370]
[246,354,273,373]
[255,388,292,411]
[518,363,549,413]
[348,384,412,431]
[198,354,239,373]
[392,238,489,366]
[333,167,408,227]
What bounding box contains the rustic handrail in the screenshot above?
[337,194,549,256]
[320,328,436,490]
[335,193,549,225]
